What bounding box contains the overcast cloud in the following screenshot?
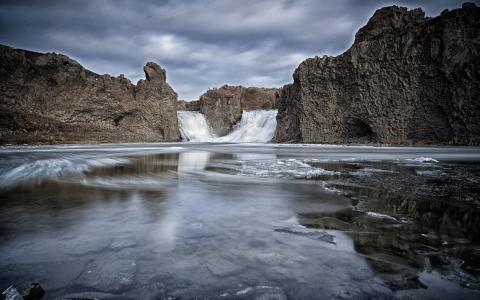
[0,0,476,99]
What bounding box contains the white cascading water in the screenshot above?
[177,110,277,143]
[177,111,213,141]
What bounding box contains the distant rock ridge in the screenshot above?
[275,3,480,145]
[0,44,179,144]
[177,99,200,111]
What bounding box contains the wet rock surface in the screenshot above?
[274,227,336,244]
[303,159,480,291]
[21,283,45,300]
[276,3,480,145]
[0,44,180,144]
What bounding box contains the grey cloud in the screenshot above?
[0,0,476,99]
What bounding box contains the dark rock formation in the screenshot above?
[177,99,200,111]
[199,86,243,136]
[198,85,280,136]
[21,282,45,300]
[0,44,180,144]
[276,3,480,145]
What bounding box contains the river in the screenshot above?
[1,142,480,299]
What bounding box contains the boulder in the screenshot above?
[0,44,180,144]
[275,4,480,145]
[21,283,45,300]
[199,86,243,136]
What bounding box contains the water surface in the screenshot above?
[0,143,479,299]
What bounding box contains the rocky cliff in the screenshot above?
[275,3,480,145]
[198,85,280,136]
[0,44,179,144]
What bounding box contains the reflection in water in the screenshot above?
[0,144,479,299]
[178,151,210,173]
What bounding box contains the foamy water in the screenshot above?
[177,109,277,143]
[177,111,213,141]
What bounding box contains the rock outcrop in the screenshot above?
[239,86,280,110]
[199,86,243,136]
[177,100,187,110]
[275,3,480,145]
[0,44,180,144]
[198,85,280,136]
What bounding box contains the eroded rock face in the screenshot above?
[177,100,187,110]
[240,86,280,110]
[0,44,180,144]
[177,100,200,111]
[198,85,280,136]
[199,86,243,136]
[276,3,480,145]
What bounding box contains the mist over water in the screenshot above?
[177,110,277,143]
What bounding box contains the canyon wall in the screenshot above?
[0,45,179,144]
[275,3,480,145]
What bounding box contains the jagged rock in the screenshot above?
[275,3,480,145]
[143,62,166,82]
[21,283,45,300]
[198,85,280,136]
[0,44,180,144]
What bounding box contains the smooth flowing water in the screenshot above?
[1,143,480,299]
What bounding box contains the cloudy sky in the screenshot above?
[0,0,475,100]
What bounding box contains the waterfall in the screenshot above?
[177,111,213,141]
[177,110,277,143]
